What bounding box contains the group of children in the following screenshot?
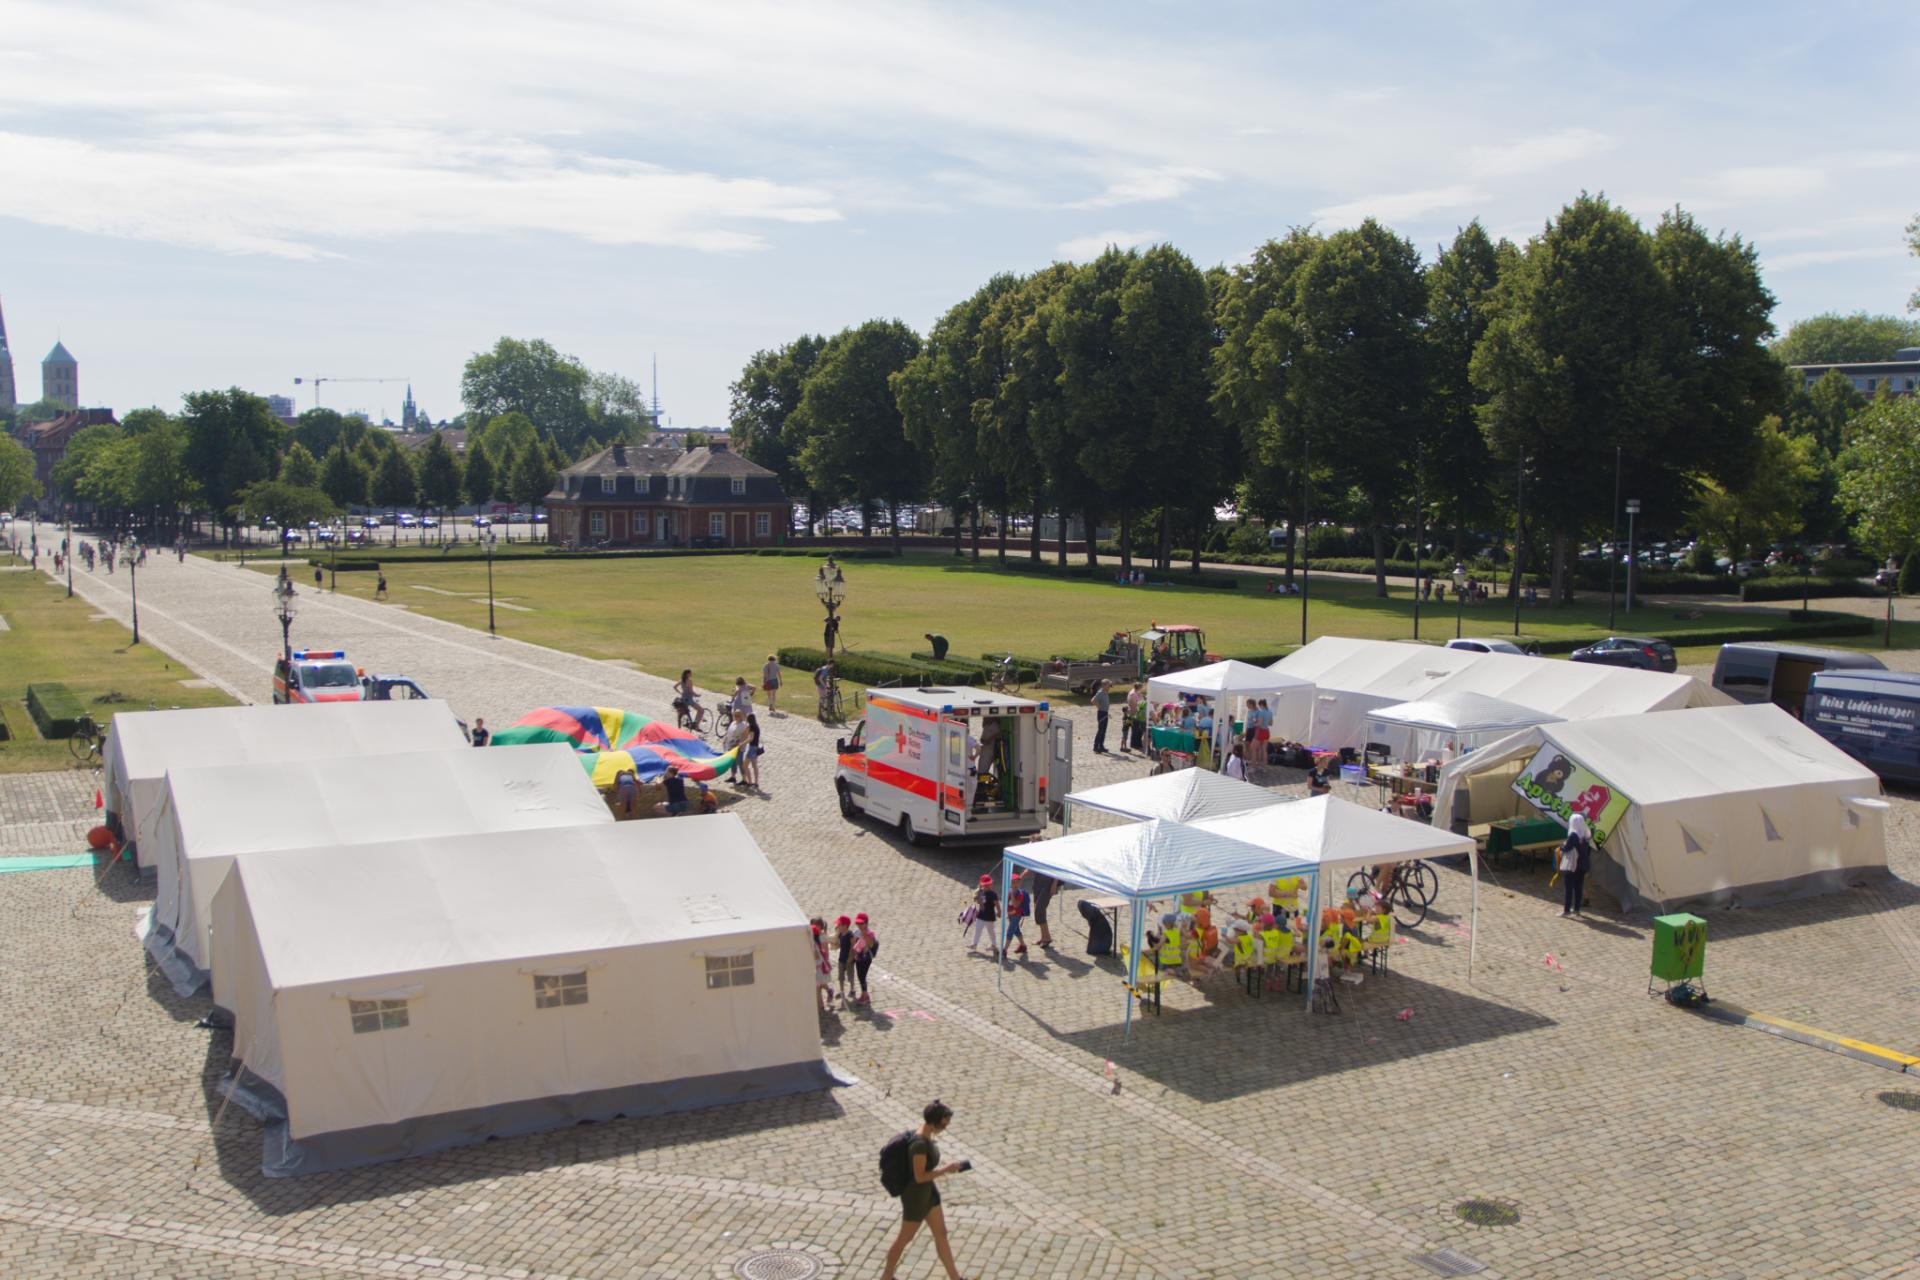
[810,912,880,1011]
[1136,880,1393,991]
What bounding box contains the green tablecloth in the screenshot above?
[1150,726,1200,753]
[1487,816,1566,856]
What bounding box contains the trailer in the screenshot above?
[834,687,1073,844]
[1037,624,1215,693]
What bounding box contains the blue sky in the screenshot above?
[2,1,1915,428]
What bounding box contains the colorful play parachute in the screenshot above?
[493,706,739,788]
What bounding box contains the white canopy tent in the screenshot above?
[1192,798,1478,998]
[103,701,469,869]
[212,815,838,1176]
[1270,636,1726,751]
[1364,690,1563,761]
[149,742,611,996]
[1148,660,1314,760]
[1432,703,1888,913]
[1063,770,1291,831]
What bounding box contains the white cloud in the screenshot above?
[1055,230,1161,260]
[1071,166,1221,208]
[1466,128,1615,177]
[1714,166,1828,201]
[1763,246,1909,272]
[1313,184,1487,226]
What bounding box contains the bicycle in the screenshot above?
[673,700,713,736]
[69,715,105,767]
[987,655,1020,694]
[817,680,847,724]
[1346,860,1435,929]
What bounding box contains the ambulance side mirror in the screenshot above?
[835,738,847,752]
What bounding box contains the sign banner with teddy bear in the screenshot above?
[1510,745,1633,845]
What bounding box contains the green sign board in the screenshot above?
[1510,744,1632,845]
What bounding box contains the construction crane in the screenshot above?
[293,376,410,409]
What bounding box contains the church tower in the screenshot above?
[0,297,16,415]
[402,383,418,430]
[43,340,77,409]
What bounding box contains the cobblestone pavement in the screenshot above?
[6,522,1920,1278]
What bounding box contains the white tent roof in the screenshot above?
[1367,690,1563,735]
[1010,818,1314,899]
[235,815,803,990]
[1148,659,1312,701]
[1190,795,1475,873]
[1066,770,1291,824]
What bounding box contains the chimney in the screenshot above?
[611,441,626,465]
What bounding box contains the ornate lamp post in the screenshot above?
[273,568,297,662]
[815,556,846,654]
[125,536,140,646]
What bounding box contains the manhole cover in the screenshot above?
[734,1251,823,1280]
[1878,1090,1920,1112]
[1413,1248,1488,1276]
[1453,1198,1521,1227]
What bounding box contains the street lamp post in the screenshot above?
[485,530,498,635]
[64,510,73,599]
[1299,434,1311,648]
[125,537,140,646]
[815,556,846,654]
[1454,562,1466,638]
[1512,448,1525,638]
[1625,498,1641,616]
[330,520,339,593]
[273,568,297,662]
[1607,446,1622,631]
[1411,472,1424,641]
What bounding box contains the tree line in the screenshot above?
[731,196,1920,596]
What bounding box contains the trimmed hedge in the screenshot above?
[776,646,999,689]
[1739,576,1879,602]
[987,556,1240,591]
[912,651,1043,681]
[1520,611,1875,654]
[306,546,897,570]
[26,683,86,739]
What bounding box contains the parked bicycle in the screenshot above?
[987,653,1021,694]
[69,715,105,767]
[1346,860,1436,929]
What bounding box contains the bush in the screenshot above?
[26,683,86,739]
[1814,552,1874,578]
[776,646,998,689]
[1686,543,1718,574]
[1739,576,1880,602]
[1902,552,1920,596]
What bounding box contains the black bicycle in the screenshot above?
[673,699,714,735]
[69,715,105,767]
[1347,860,1436,929]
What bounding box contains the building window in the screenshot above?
[755,512,771,537]
[349,998,410,1034]
[730,477,747,495]
[590,511,606,536]
[599,476,614,495]
[634,512,649,535]
[709,513,726,537]
[705,953,755,989]
[533,972,588,1009]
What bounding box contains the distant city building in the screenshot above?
[42,340,77,409]
[396,427,467,455]
[0,296,15,415]
[1791,348,1920,397]
[264,393,296,418]
[21,408,117,497]
[401,384,423,431]
[545,440,786,548]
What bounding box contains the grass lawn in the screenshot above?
[0,559,237,774]
[244,550,1920,693]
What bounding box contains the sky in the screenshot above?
[1,1,1915,428]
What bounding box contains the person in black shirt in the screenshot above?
[469,717,489,747]
[881,1100,968,1280]
[658,766,689,816]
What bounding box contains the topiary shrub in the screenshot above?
[26,683,86,739]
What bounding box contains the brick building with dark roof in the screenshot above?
[545,440,788,547]
[19,408,118,498]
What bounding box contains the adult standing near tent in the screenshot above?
[1559,813,1593,917]
[879,1100,969,1280]
[1124,682,1146,753]
[1093,680,1112,754]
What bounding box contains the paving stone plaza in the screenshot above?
[5,527,1919,1279]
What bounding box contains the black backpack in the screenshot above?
[878,1130,915,1197]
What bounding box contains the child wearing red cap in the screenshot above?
[851,912,879,1005]
[1004,874,1030,959]
[833,915,855,1006]
[966,874,999,958]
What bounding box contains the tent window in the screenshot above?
[1761,810,1783,842]
[705,953,755,989]
[533,972,588,1009]
[1680,825,1707,855]
[348,998,410,1034]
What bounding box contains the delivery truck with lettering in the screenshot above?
[1803,669,1920,785]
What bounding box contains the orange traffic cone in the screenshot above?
[95,789,103,810]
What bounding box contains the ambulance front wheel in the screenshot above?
[836,781,857,820]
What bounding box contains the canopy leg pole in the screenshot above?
[1468,842,1480,985]
[1302,870,1321,1012]
[998,856,1011,989]
[1123,897,1144,1041]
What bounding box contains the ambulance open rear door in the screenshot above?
[940,717,970,835]
[1047,716,1074,823]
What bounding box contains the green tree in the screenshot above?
[1908,213,1918,311]
[371,446,417,544]
[1424,221,1505,557]
[1042,248,1136,568]
[12,397,63,426]
[126,419,195,536]
[0,433,40,512]
[463,439,496,510]
[1837,394,1920,555]
[1783,367,1868,454]
[51,423,125,506]
[507,439,556,525]
[289,407,348,460]
[1689,417,1817,560]
[1292,219,1429,594]
[119,407,175,436]
[318,444,370,511]
[460,337,594,453]
[795,319,926,553]
[470,410,538,464]
[182,388,285,541]
[1771,312,1920,364]
[730,336,828,532]
[585,370,655,441]
[234,480,337,533]
[974,264,1075,563]
[278,441,321,490]
[417,433,464,539]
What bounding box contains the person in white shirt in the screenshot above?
[1223,742,1248,781]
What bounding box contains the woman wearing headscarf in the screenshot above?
[1558,813,1593,917]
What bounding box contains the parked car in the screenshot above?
[346,528,368,544]
[281,528,304,544]
[471,515,492,529]
[1445,637,1531,657]
[361,516,380,529]
[315,528,336,542]
[398,513,417,529]
[1569,636,1677,673]
[421,516,439,529]
[1876,567,1898,589]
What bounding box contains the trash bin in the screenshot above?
[1650,913,1706,983]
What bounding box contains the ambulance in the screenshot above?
[271,649,367,705]
[834,687,1073,845]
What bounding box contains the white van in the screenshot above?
[834,688,1072,844]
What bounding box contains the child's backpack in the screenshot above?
[878,1130,915,1197]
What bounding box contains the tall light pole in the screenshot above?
[64,509,73,599]
[125,537,140,645]
[329,520,339,592]
[1607,446,1622,630]
[816,556,847,654]
[1299,434,1311,648]
[485,529,498,635]
[1411,471,1424,640]
[1625,498,1641,616]
[1512,448,1525,638]
[273,568,297,662]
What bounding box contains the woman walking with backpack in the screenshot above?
[880,1099,970,1280]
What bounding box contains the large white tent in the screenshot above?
[149,742,610,995]
[1149,660,1314,756]
[1432,702,1888,913]
[103,701,469,869]
[1064,770,1290,830]
[213,815,838,1176]
[1270,636,1726,751]
[1364,690,1563,761]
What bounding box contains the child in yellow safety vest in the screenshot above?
[1258,914,1289,971]
[1229,919,1256,969]
[1156,912,1185,972]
